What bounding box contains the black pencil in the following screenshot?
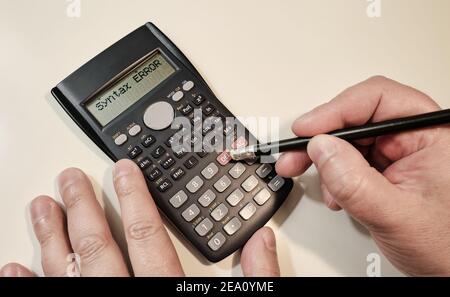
[229,109,450,160]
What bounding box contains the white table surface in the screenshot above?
[1,0,449,276]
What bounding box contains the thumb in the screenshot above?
[307,135,401,230]
[241,227,280,277]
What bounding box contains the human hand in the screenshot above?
[0,160,280,277]
[276,76,450,276]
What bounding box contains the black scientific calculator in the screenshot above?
[52,23,293,262]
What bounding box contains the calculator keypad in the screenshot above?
[113,78,292,262]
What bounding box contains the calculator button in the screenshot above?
[239,202,257,220]
[162,156,175,169]
[217,151,232,166]
[128,146,142,159]
[128,124,142,136]
[142,135,156,147]
[191,114,202,127]
[223,124,234,136]
[186,176,204,193]
[242,175,258,192]
[165,134,177,147]
[137,157,152,170]
[197,148,208,158]
[201,163,219,180]
[151,145,166,159]
[143,101,175,130]
[173,146,188,158]
[169,190,188,208]
[232,136,248,149]
[208,232,226,251]
[202,123,214,136]
[253,188,271,206]
[202,104,215,116]
[183,81,195,91]
[224,217,242,236]
[256,164,273,178]
[195,218,213,236]
[214,175,232,193]
[182,204,200,222]
[171,167,185,180]
[226,189,244,206]
[180,104,193,116]
[211,203,229,222]
[114,134,127,146]
[268,175,285,192]
[192,94,205,106]
[172,91,184,102]
[229,163,246,179]
[198,189,216,207]
[157,179,172,192]
[147,168,162,181]
[184,156,198,169]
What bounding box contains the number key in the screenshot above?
[211,203,228,222]
[186,176,204,193]
[182,204,200,222]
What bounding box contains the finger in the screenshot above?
[113,159,184,276]
[307,135,403,231]
[320,182,342,211]
[0,263,34,277]
[275,151,312,177]
[241,227,280,277]
[292,76,440,160]
[30,196,72,276]
[58,168,129,276]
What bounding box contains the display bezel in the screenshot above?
[82,48,179,127]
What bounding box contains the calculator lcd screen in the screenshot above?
[85,51,176,126]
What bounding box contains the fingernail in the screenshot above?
[262,229,277,253]
[307,135,337,166]
[30,199,52,224]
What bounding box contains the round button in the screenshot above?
[143,101,175,130]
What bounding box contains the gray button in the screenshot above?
[208,232,226,251]
[143,101,175,130]
[224,217,242,235]
[172,91,184,102]
[128,124,142,136]
[214,175,232,193]
[183,81,195,91]
[256,164,272,178]
[169,190,188,208]
[229,162,246,179]
[211,203,229,222]
[195,218,213,236]
[253,188,271,206]
[182,204,200,222]
[198,189,216,207]
[242,175,258,192]
[239,202,257,220]
[114,134,127,146]
[201,163,219,180]
[226,189,244,206]
[186,176,204,193]
[268,175,285,192]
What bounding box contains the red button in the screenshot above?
[217,151,232,166]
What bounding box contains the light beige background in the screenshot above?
[1,0,449,276]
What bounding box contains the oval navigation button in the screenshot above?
[143,101,174,130]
